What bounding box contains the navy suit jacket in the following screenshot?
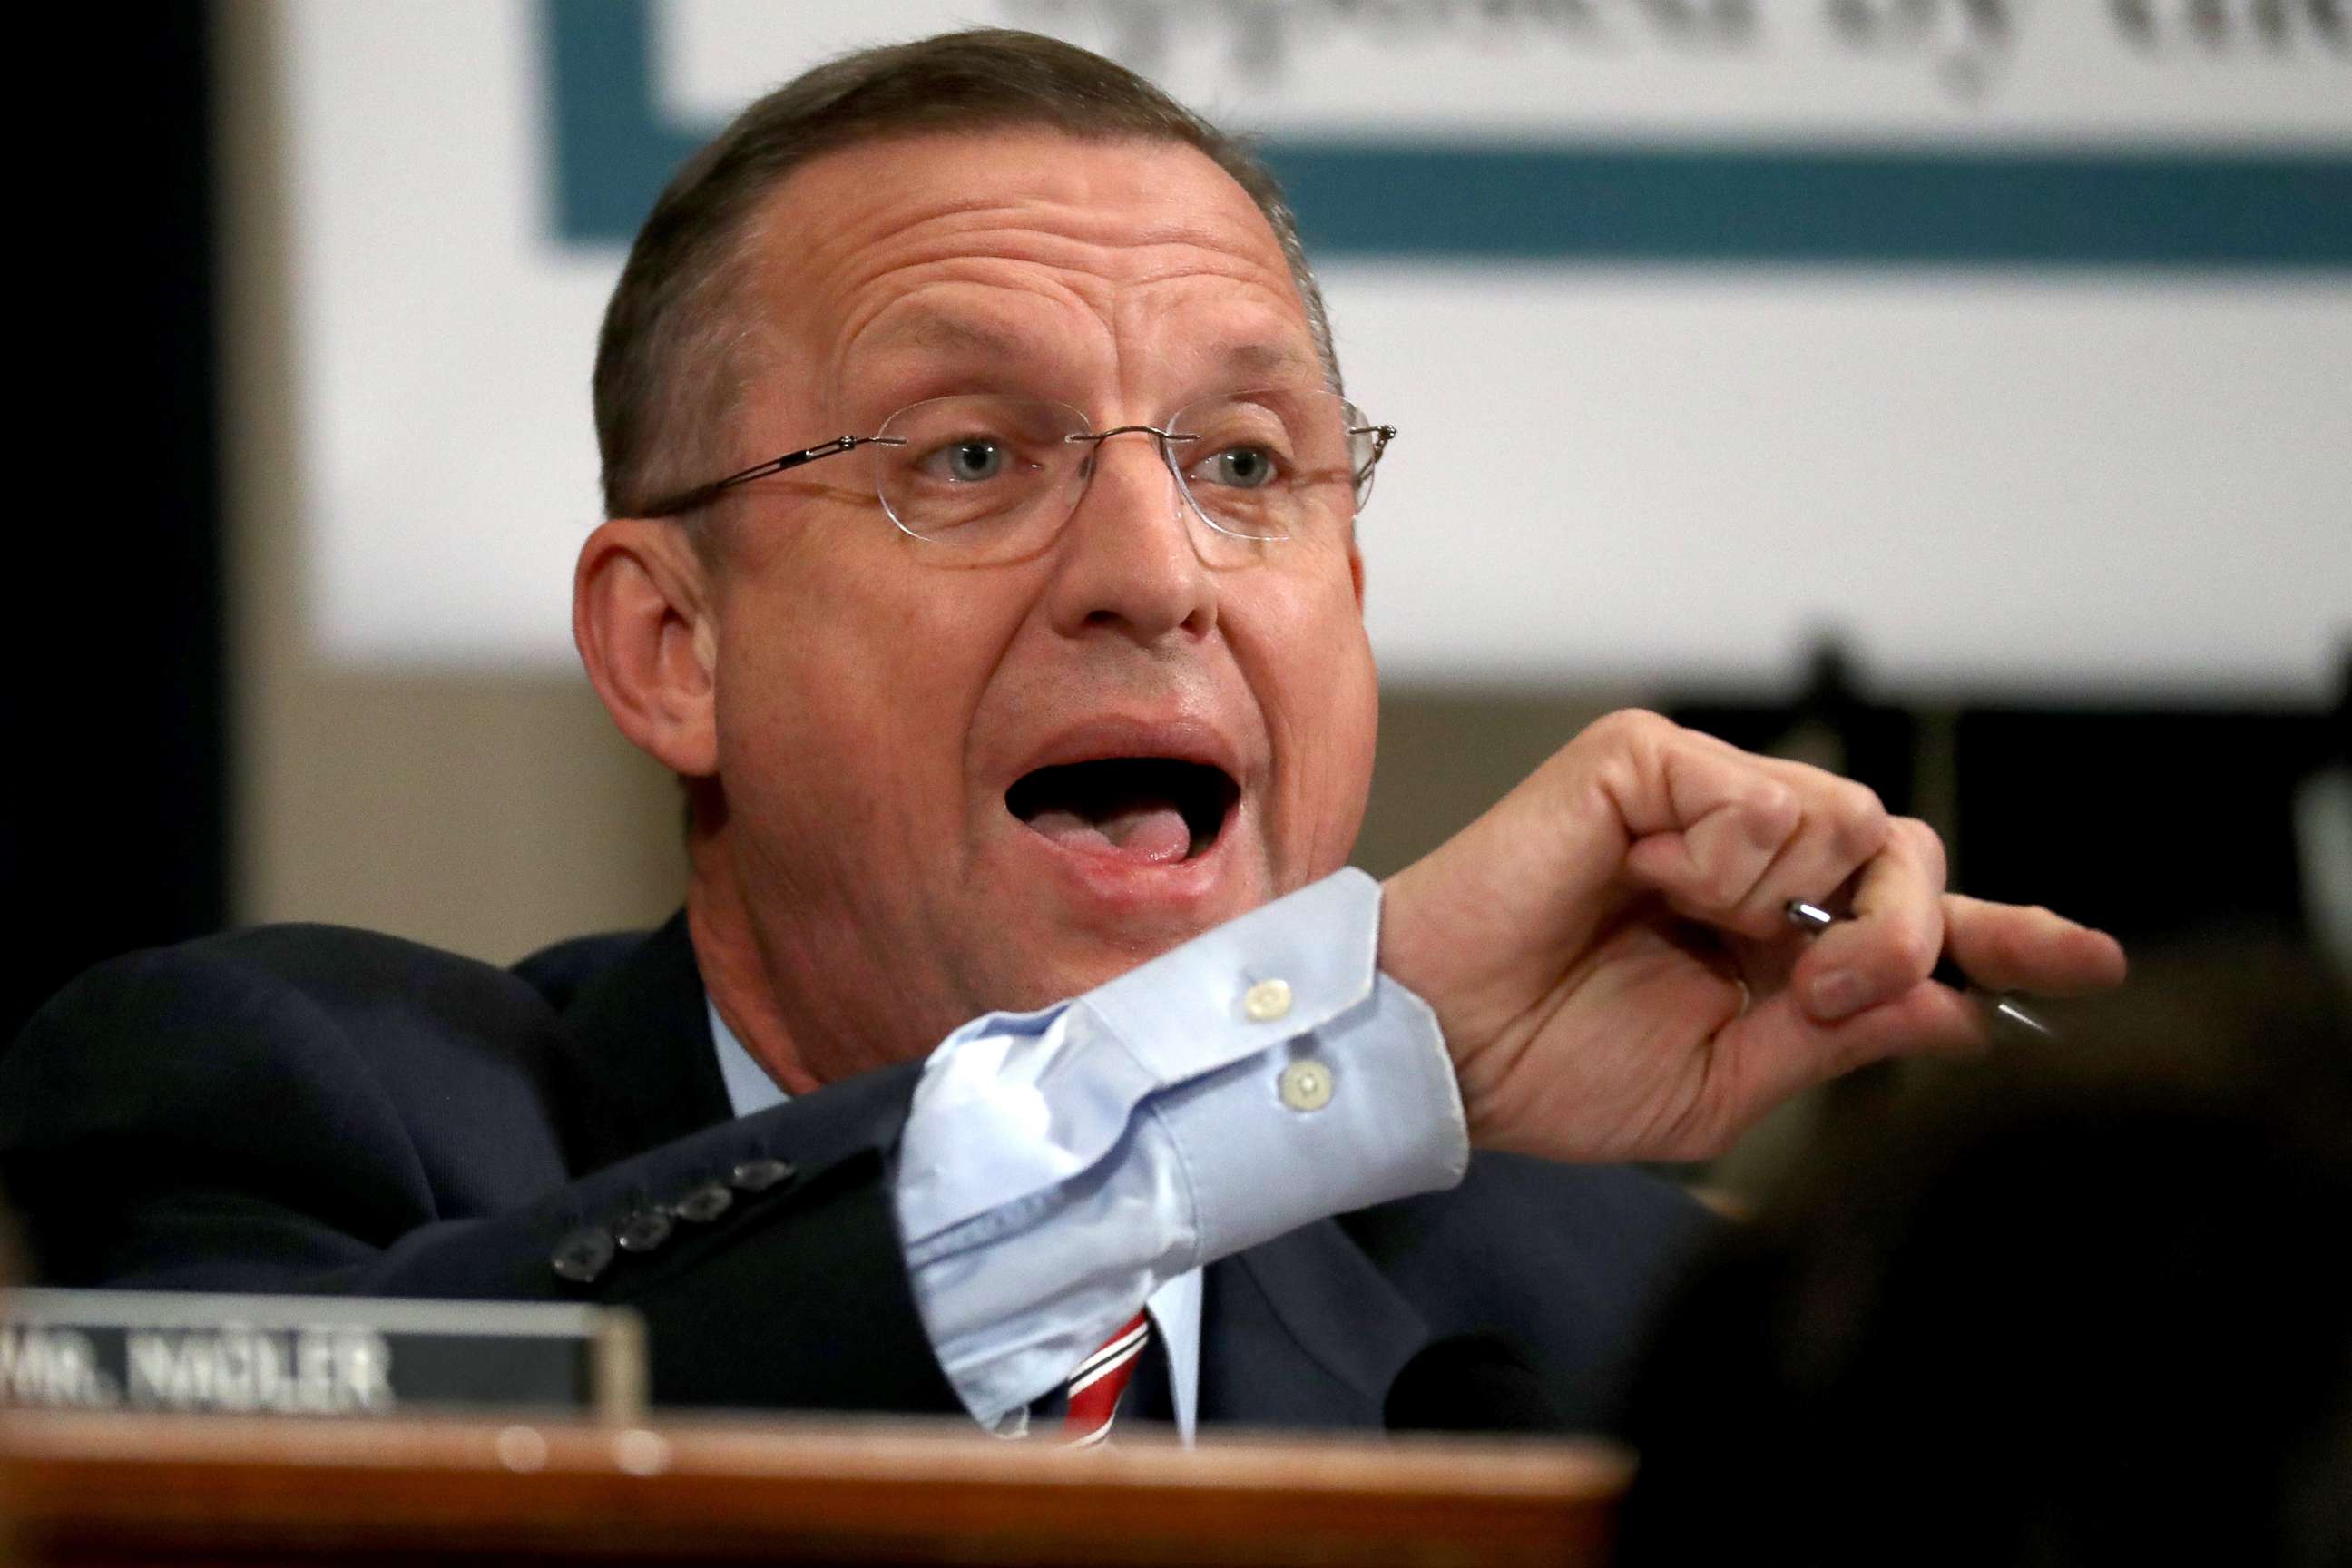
[1,914,1710,1431]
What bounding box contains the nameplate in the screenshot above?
[0,1289,643,1420]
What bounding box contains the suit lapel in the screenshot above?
[548,910,734,1175]
[1200,1216,1431,1431]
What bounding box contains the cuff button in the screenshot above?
[673,1182,734,1223]
[1279,1059,1335,1112]
[1242,977,1294,1023]
[615,1208,675,1253]
[729,1157,797,1192]
[550,1227,616,1284]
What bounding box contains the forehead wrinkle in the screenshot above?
[839,268,1112,363]
[827,270,1118,409]
[842,267,1305,364]
[827,225,1294,325]
[1111,272,1320,374]
[772,161,1295,319]
[812,170,1291,275]
[825,252,1307,414]
[750,138,1313,423]
[857,310,1024,360]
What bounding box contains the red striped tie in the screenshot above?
[1063,1311,1152,1446]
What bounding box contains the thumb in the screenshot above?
[1384,712,1793,1015]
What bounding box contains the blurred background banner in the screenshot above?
[289,0,2350,694]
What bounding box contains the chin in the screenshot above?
[970,915,1225,1020]
[1045,926,1206,996]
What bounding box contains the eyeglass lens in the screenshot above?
[868,389,1382,557]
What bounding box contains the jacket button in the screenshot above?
[673,1182,734,1223]
[615,1208,674,1253]
[729,1157,796,1192]
[551,1227,615,1284]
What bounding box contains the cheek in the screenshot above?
[1247,570,1380,877]
[1306,648,1380,872]
[710,554,1015,836]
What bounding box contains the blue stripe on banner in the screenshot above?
[542,0,701,243]
[540,0,2352,267]
[1269,142,2352,267]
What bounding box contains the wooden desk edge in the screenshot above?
[3,1410,1632,1567]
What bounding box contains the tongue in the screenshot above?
[1026,803,1193,864]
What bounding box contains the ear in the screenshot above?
[1348,534,1367,611]
[573,518,720,778]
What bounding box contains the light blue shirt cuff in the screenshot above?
[894,867,1469,1433]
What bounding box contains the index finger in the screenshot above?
[1939,894,2128,996]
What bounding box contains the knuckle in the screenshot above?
[1840,778,1889,828]
[1590,707,1671,748]
[1754,777,1800,819]
[1891,922,1941,979]
[1913,821,1952,883]
[1564,709,1664,780]
[1740,779,1802,845]
[1896,814,1946,860]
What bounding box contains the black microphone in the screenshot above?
[1384,1332,1564,1434]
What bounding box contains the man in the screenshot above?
[1,31,2121,1436]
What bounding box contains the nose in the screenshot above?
[1041,427,1218,645]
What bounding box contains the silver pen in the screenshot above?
[1784,898,2058,1040]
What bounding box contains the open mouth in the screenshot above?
[1006,758,1239,866]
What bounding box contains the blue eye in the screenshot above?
[925,438,1006,483]
[1200,445,1277,489]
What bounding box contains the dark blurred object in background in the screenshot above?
[5,0,226,1045]
[1617,944,2352,1567]
[1955,703,2345,948]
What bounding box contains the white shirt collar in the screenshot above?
[707,996,789,1117]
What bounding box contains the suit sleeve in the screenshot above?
[0,934,962,1415]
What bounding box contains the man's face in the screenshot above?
[695,128,1380,1075]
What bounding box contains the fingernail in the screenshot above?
[1810,969,1868,1021]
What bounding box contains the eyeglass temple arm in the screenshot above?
[1352,423,1397,485]
[637,434,904,519]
